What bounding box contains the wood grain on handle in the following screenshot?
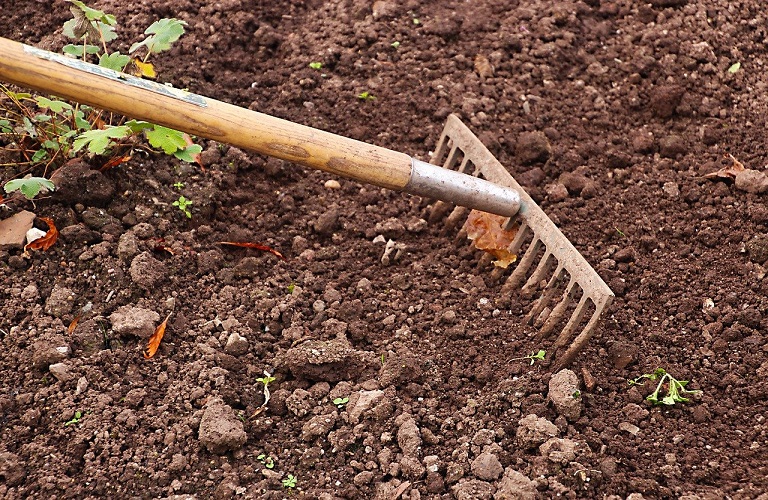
[0,37,412,190]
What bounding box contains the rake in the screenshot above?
[0,37,613,369]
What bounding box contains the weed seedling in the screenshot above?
[358,91,376,101]
[3,177,55,200]
[172,195,192,218]
[512,349,546,365]
[65,410,83,426]
[251,371,276,418]
[391,41,401,49]
[257,454,275,469]
[628,368,702,406]
[172,181,184,190]
[282,474,297,489]
[309,62,323,70]
[333,397,349,409]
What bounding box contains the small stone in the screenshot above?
[516,131,551,164]
[619,422,640,436]
[0,210,36,250]
[129,252,167,290]
[545,183,568,202]
[470,452,503,481]
[324,179,341,189]
[198,398,247,454]
[631,131,655,154]
[109,306,161,338]
[516,414,558,449]
[45,284,75,318]
[548,369,582,421]
[607,341,637,369]
[374,218,406,239]
[314,208,339,235]
[539,438,579,464]
[658,135,688,158]
[663,182,680,197]
[224,332,249,356]
[735,169,768,194]
[117,232,140,261]
[75,376,89,395]
[746,234,768,264]
[494,467,536,500]
[49,362,73,382]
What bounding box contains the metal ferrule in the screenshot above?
[406,159,521,217]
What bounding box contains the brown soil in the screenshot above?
[2,1,768,499]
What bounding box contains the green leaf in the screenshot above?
[33,114,52,123]
[145,125,187,154]
[97,21,118,43]
[130,18,187,55]
[124,119,154,132]
[42,140,60,150]
[36,97,73,113]
[309,62,323,70]
[4,177,55,199]
[68,0,114,24]
[73,125,132,155]
[98,52,131,71]
[173,144,202,163]
[74,110,91,131]
[0,119,11,133]
[727,62,741,74]
[63,44,102,57]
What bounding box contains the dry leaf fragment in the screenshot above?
[703,154,745,181]
[218,241,285,260]
[132,58,156,79]
[67,302,93,334]
[100,155,132,172]
[24,217,58,252]
[463,209,518,268]
[474,54,494,78]
[143,312,171,359]
[182,133,205,171]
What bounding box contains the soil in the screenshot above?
[2,0,768,499]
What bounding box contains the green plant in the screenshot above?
[257,454,275,469]
[3,177,55,200]
[287,282,296,294]
[282,474,297,489]
[173,181,184,189]
[513,349,546,365]
[0,1,200,200]
[572,390,581,399]
[172,195,192,218]
[358,91,376,101]
[628,368,702,406]
[727,62,741,74]
[65,410,83,426]
[391,41,401,49]
[333,396,349,409]
[308,62,323,70]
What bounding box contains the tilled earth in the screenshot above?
[2,0,768,499]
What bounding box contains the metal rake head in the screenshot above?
[427,115,614,371]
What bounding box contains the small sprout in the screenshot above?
[309,62,323,70]
[572,390,581,399]
[380,353,386,365]
[358,91,376,101]
[257,454,275,469]
[512,349,546,365]
[65,410,83,426]
[282,474,297,489]
[391,41,401,49]
[251,371,276,418]
[4,177,56,200]
[172,181,184,189]
[615,227,626,238]
[172,195,192,218]
[333,396,349,409]
[727,62,741,74]
[256,374,276,387]
[628,368,702,406]
[412,18,421,25]
[287,283,296,294]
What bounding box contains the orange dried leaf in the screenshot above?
[704,154,745,181]
[67,315,81,334]
[143,313,171,359]
[100,155,132,172]
[218,241,285,260]
[463,210,518,268]
[132,59,156,79]
[24,217,58,252]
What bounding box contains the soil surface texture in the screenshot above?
[2,1,768,499]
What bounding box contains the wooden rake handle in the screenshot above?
[0,37,520,216]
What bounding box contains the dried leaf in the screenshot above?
[218,241,285,260]
[463,210,518,268]
[132,59,156,79]
[704,154,745,181]
[143,312,171,359]
[153,238,176,256]
[24,217,58,252]
[67,302,93,334]
[474,54,494,78]
[100,155,132,172]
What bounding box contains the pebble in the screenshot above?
[470,451,503,481]
[324,179,341,189]
[224,332,249,356]
[516,131,552,164]
[658,135,688,158]
[49,362,73,382]
[516,414,558,449]
[735,169,768,194]
[0,210,35,250]
[44,284,75,318]
[619,422,640,436]
[109,305,160,338]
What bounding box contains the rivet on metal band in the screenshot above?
[406,159,521,217]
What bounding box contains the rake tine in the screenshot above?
[552,294,590,352]
[536,277,577,339]
[502,237,542,294]
[552,303,607,371]
[525,264,565,325]
[521,252,554,297]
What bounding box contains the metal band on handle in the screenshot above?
[406,159,521,217]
